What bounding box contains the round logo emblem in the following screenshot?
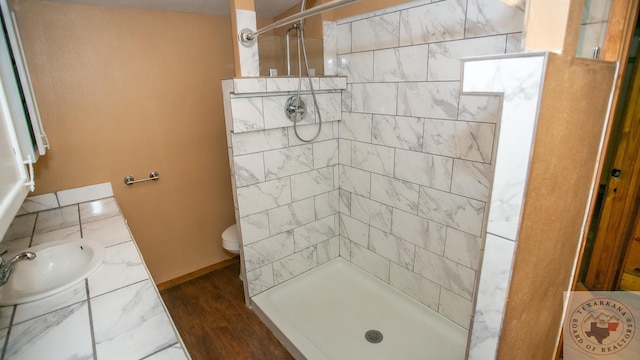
[569,297,636,355]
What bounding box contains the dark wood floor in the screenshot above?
[160,260,294,360]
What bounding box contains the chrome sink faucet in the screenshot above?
[0,252,36,286]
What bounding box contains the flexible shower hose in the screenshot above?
[292,19,322,143]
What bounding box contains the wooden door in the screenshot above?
[620,206,640,290]
[584,50,640,291]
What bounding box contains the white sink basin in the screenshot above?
[0,239,105,305]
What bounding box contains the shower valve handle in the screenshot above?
[285,96,307,122]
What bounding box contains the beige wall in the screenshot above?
[524,0,572,52]
[13,1,237,284]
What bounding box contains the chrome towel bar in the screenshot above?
[124,171,159,185]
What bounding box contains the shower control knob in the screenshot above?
[285,96,306,123]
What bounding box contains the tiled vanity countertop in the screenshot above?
[0,186,190,359]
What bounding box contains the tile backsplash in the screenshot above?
[4,183,115,242]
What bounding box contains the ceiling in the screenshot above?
[45,0,303,18]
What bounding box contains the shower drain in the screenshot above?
[364,330,383,344]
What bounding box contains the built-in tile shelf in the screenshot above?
[0,183,190,360]
[223,77,346,134]
[230,77,347,94]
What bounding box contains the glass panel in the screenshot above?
[576,0,613,59]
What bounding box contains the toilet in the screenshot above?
[222,224,241,255]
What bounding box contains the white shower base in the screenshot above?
[252,258,468,360]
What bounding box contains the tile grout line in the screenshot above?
[27,212,38,248]
[91,278,149,301]
[0,306,17,359]
[78,204,84,239]
[86,279,98,360]
[139,342,179,360]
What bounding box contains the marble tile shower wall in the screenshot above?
[332,0,524,329]
[222,78,346,298]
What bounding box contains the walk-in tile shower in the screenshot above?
[223,0,527,358]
